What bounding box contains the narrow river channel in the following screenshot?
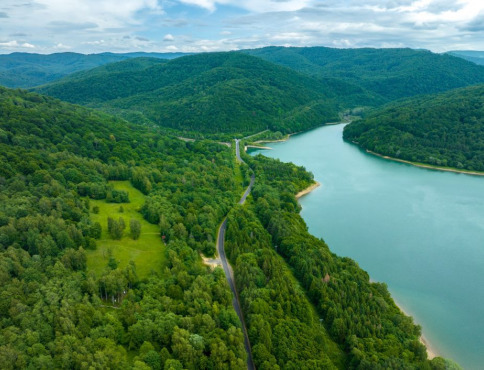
[250,123,484,369]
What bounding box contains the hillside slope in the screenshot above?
[0,86,249,368]
[0,84,457,368]
[36,52,371,134]
[0,86,346,369]
[0,51,187,88]
[343,84,484,172]
[447,51,484,65]
[242,46,484,101]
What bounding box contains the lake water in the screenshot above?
[250,124,484,369]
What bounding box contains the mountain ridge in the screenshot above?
[35,52,377,134]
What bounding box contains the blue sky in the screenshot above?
[0,0,483,54]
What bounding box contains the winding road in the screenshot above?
[216,139,255,370]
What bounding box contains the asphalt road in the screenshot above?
[235,139,243,162]
[216,139,255,370]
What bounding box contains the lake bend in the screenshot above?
[250,124,484,369]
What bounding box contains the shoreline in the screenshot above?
[295,181,320,199]
[391,297,438,360]
[368,278,438,360]
[252,125,444,361]
[245,144,272,150]
[253,132,295,144]
[365,148,484,177]
[254,121,351,144]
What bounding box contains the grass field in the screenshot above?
[86,181,165,279]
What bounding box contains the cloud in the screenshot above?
[461,12,484,31]
[83,40,106,46]
[177,0,312,12]
[0,0,483,54]
[32,0,163,29]
[47,21,98,32]
[161,18,189,28]
[0,40,35,48]
[179,0,217,12]
[54,43,72,49]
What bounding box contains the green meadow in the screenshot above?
[87,181,165,279]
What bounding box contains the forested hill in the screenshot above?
[343,84,484,172]
[447,51,484,65]
[0,85,251,368]
[0,51,188,88]
[242,46,484,101]
[34,52,380,135]
[1,83,459,368]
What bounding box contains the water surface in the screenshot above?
[251,124,484,369]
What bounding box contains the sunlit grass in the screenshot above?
[86,181,165,279]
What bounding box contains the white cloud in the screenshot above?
[0,40,35,48]
[83,40,106,46]
[34,0,163,27]
[179,0,218,12]
[0,0,483,54]
[54,43,72,49]
[178,0,312,13]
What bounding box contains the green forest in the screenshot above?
[243,46,484,101]
[0,52,188,89]
[343,84,484,172]
[0,87,249,368]
[34,52,377,135]
[231,150,459,369]
[0,84,458,369]
[2,44,480,369]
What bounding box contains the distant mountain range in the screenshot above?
[446,50,484,65]
[2,46,484,137]
[0,51,191,88]
[31,47,484,135]
[35,52,371,135]
[242,47,484,101]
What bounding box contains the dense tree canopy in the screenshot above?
[0,87,247,368]
[243,46,484,102]
[35,53,349,135]
[0,48,467,368]
[343,84,484,172]
[0,52,187,88]
[238,150,453,369]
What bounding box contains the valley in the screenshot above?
[251,123,484,369]
[1,45,483,369]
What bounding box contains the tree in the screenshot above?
[108,217,125,240]
[91,222,102,239]
[130,219,141,240]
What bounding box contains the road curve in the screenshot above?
[216,139,255,370]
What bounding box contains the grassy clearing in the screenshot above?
[87,181,165,279]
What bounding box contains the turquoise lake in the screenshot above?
[250,124,484,369]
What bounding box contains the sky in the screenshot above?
[0,0,483,54]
